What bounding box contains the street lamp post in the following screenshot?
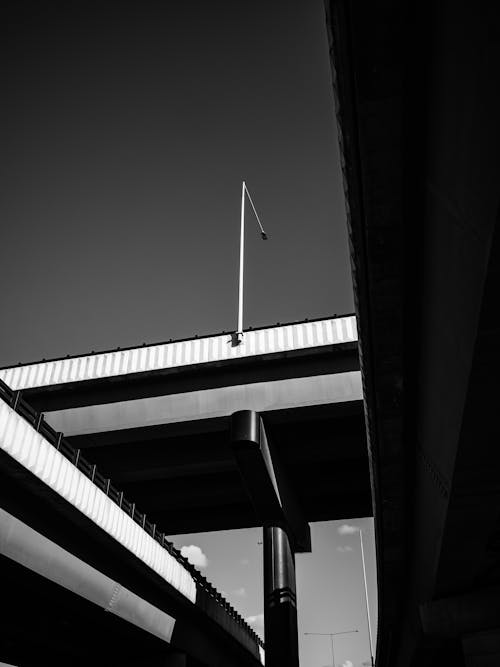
[234,180,268,345]
[304,629,358,667]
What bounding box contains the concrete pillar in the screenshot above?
[263,525,299,667]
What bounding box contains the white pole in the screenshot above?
[330,634,335,667]
[359,529,375,666]
[237,180,246,337]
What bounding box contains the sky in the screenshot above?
[171,519,377,667]
[0,0,353,368]
[0,2,374,665]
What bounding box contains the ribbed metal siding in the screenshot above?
[0,400,196,603]
[0,316,357,391]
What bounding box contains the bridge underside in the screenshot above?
[1,552,195,667]
[1,328,369,665]
[65,400,369,535]
[0,470,260,667]
[19,338,369,535]
[327,1,500,665]
[0,387,264,667]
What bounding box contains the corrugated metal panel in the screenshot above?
[0,400,196,603]
[0,315,357,391]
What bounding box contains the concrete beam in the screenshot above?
[230,410,311,553]
[264,526,299,667]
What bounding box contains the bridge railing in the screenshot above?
[0,378,264,654]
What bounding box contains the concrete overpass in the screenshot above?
[325,1,500,665]
[4,1,498,662]
[0,380,264,666]
[0,315,369,535]
[0,314,370,665]
[7,3,496,663]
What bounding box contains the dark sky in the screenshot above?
[1,0,353,367]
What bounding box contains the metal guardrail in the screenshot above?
[0,378,264,650]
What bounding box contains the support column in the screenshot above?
[263,525,299,667]
[231,410,308,666]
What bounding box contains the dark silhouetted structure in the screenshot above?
[325,1,500,665]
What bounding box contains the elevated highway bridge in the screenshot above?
[0,315,369,534]
[0,380,264,667]
[0,314,370,665]
[326,1,500,665]
[4,2,496,664]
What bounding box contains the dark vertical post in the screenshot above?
[263,525,299,667]
[231,409,307,665]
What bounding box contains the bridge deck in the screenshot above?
[0,316,369,536]
[0,315,357,392]
[0,380,263,665]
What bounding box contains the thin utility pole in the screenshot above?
[359,529,375,667]
[235,181,268,344]
[304,629,358,667]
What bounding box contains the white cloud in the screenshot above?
[342,661,353,667]
[232,587,246,597]
[180,544,208,568]
[338,524,359,535]
[240,558,250,566]
[246,613,264,628]
[336,545,353,552]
